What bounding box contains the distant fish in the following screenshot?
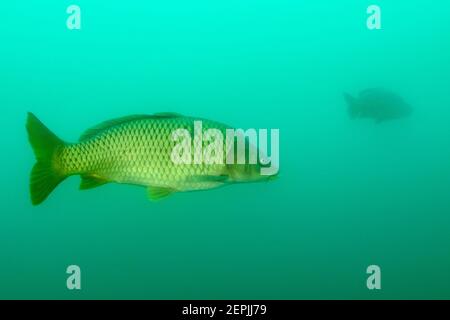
[344,88,412,123]
[26,112,277,205]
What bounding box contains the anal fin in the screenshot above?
[80,175,109,190]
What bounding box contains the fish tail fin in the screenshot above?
[26,112,67,205]
[344,93,360,118]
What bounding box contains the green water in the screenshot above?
[2,0,450,299]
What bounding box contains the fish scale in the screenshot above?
[58,116,228,190]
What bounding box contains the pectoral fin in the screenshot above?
[80,175,109,190]
[147,186,176,201]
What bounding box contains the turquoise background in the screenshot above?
[1,0,450,299]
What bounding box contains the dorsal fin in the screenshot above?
[153,112,182,118]
[79,113,183,141]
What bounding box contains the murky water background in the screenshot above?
[1,0,450,299]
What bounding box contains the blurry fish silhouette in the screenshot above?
[344,88,412,123]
